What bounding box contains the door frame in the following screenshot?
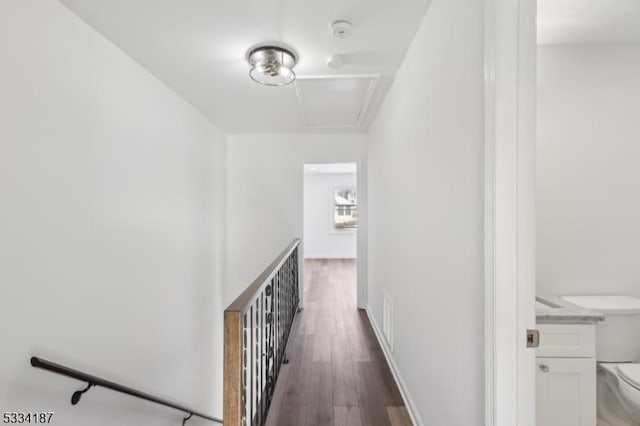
[484,0,537,425]
[301,160,367,309]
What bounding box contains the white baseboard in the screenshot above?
[364,308,424,426]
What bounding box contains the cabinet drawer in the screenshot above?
[536,323,596,358]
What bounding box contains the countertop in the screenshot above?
[536,295,605,324]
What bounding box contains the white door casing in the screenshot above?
[485,0,537,425]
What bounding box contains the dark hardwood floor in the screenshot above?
[266,259,413,426]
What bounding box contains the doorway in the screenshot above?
[486,1,640,424]
[303,162,359,309]
[534,2,640,426]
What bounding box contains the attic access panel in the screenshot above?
[294,75,379,128]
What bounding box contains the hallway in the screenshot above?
[265,259,412,426]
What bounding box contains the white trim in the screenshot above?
[484,0,537,425]
[484,1,497,423]
[356,155,368,309]
[365,308,423,426]
[516,4,537,425]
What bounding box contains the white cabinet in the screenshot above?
[536,357,596,426]
[536,323,597,426]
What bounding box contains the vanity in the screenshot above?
[535,297,604,426]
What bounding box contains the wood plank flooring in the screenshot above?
[266,259,412,426]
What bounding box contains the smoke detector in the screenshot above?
[330,20,353,39]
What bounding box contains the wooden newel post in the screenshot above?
[223,310,242,426]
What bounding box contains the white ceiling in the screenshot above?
[58,0,431,134]
[538,0,640,44]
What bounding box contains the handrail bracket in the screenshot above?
[71,382,94,405]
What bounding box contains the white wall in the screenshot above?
[366,0,485,423]
[0,1,225,425]
[225,134,365,306]
[303,172,357,259]
[537,45,640,297]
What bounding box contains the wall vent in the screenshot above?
[382,292,394,352]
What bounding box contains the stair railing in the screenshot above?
[223,239,300,426]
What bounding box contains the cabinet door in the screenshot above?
[536,357,596,426]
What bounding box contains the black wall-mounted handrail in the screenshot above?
[30,357,223,425]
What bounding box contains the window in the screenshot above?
[333,187,357,230]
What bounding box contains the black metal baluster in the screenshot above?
[254,301,259,426]
[258,298,263,425]
[268,280,275,407]
[276,274,282,369]
[273,274,280,377]
[251,305,256,426]
[273,277,279,376]
[293,249,299,309]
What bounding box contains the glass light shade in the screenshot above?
[247,46,297,86]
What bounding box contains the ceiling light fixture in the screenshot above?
[246,45,298,86]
